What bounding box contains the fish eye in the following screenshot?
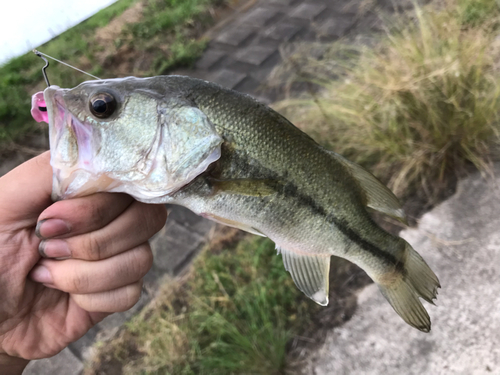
[89,92,116,118]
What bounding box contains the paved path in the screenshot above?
[22,0,402,373]
[180,0,363,104]
[302,166,500,375]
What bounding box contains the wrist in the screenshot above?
[0,353,29,375]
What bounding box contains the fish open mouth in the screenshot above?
[33,87,118,200]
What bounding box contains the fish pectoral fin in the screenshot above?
[208,178,278,197]
[201,212,267,237]
[331,152,408,225]
[278,246,331,306]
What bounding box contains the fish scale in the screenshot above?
[36,75,440,332]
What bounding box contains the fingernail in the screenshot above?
[39,240,71,259]
[36,219,71,239]
[31,265,53,284]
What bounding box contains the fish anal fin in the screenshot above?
[331,152,408,225]
[278,246,331,306]
[200,212,266,237]
[208,178,278,198]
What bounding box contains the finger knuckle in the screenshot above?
[138,203,167,236]
[152,205,168,231]
[122,282,142,310]
[131,244,153,278]
[63,199,86,218]
[88,199,110,226]
[70,271,91,293]
[84,233,107,261]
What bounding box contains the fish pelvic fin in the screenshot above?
[377,241,440,332]
[278,246,331,305]
[330,152,408,225]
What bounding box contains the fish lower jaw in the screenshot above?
[52,168,118,200]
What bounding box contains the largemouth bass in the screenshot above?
[31,75,440,332]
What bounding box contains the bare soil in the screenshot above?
[97,0,248,77]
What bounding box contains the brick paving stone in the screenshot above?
[264,21,303,41]
[167,205,204,228]
[189,218,215,238]
[167,205,215,236]
[376,0,416,11]
[249,49,281,76]
[68,327,98,361]
[289,3,327,20]
[313,4,336,23]
[267,0,296,5]
[94,293,149,338]
[195,49,226,70]
[24,348,83,375]
[235,45,276,65]
[317,16,355,39]
[150,220,204,274]
[233,76,260,94]
[215,26,255,46]
[240,6,281,27]
[211,68,247,89]
[329,1,361,14]
[353,12,385,34]
[255,36,282,50]
[291,27,318,42]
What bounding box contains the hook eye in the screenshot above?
[34,50,50,87]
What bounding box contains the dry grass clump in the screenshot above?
[272,0,500,201]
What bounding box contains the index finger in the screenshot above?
[36,193,134,239]
[0,151,52,229]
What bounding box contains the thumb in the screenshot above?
[0,151,53,228]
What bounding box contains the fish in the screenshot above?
[31,75,440,332]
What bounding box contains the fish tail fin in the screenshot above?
[404,242,441,304]
[377,242,440,332]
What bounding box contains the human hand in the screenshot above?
[0,152,167,374]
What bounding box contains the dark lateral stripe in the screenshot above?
[282,183,399,266]
[333,217,400,266]
[216,148,399,266]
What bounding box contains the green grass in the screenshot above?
[86,235,322,375]
[113,0,225,76]
[459,0,500,26]
[0,0,223,149]
[0,0,138,146]
[271,0,500,202]
[130,0,216,39]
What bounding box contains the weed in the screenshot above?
[270,0,500,203]
[459,0,500,26]
[86,235,322,375]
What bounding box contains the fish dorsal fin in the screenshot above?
[277,246,331,306]
[330,152,408,225]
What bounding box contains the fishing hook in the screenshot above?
[33,49,50,87]
[32,49,101,81]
